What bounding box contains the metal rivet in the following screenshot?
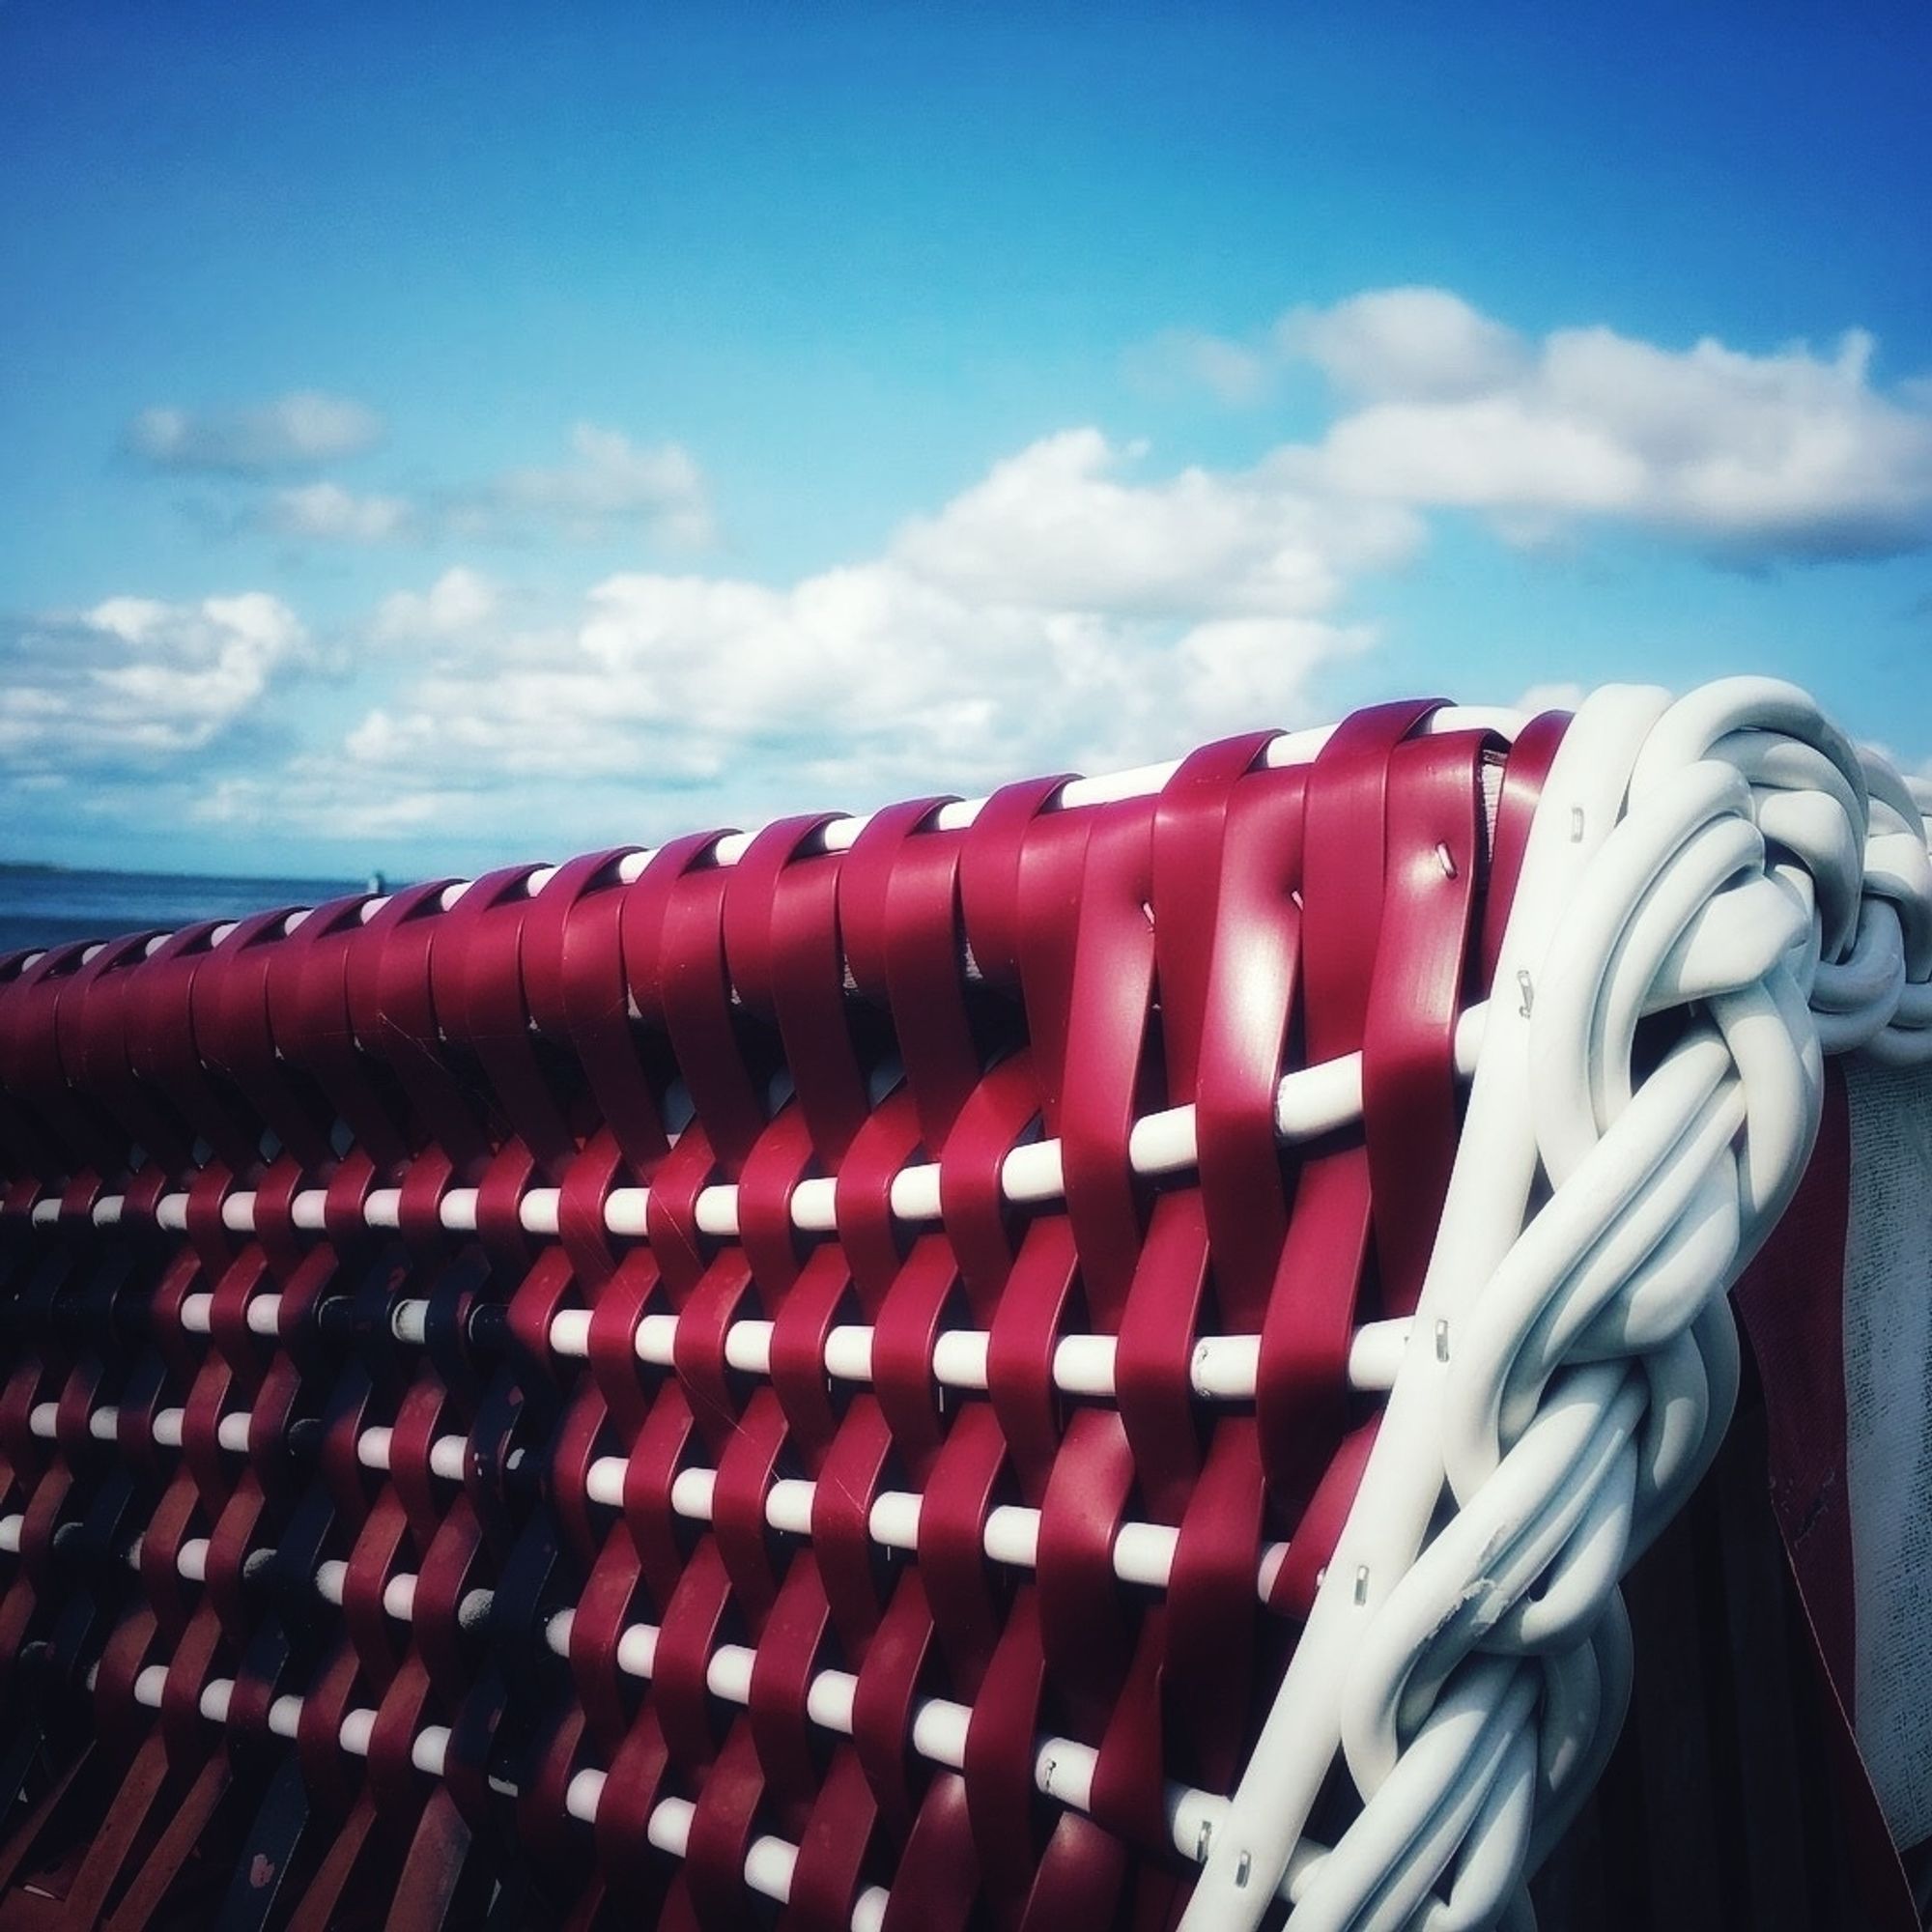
[1236,1853,1253,1887]
[1435,841,1457,879]
[1516,968,1534,1018]
[1435,1319,1450,1363]
[1354,1564,1371,1605]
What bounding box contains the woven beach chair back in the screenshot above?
[0,679,1926,1931]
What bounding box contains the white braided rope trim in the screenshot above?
[1188,677,1932,1931]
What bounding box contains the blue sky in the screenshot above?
[3,0,1930,877]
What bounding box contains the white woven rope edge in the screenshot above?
[1186,676,1932,1932]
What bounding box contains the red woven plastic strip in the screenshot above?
[0,708,1561,1931]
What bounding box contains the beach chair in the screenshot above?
[0,677,1926,1929]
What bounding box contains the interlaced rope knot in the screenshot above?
[1192,677,1932,1932]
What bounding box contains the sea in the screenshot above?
[0,866,366,958]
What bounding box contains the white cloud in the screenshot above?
[192,768,460,840]
[237,429,713,553]
[1300,320,1932,557]
[208,432,1408,846]
[128,406,717,559]
[0,592,308,767]
[894,428,1420,617]
[374,567,498,639]
[1277,287,1526,401]
[455,424,717,548]
[1123,328,1275,405]
[1136,288,1932,562]
[128,392,384,472]
[268,481,415,544]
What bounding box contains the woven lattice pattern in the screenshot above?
[0,707,1555,1929]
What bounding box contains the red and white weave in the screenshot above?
[0,682,1925,1931]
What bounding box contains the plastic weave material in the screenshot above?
[1,709,1551,1927]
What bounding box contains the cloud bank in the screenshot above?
[194,429,1402,845]
[196,422,717,553]
[39,289,1932,861]
[0,593,308,770]
[128,392,385,473]
[455,425,716,549]
[1153,288,1932,562]
[267,482,416,544]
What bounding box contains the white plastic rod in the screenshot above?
[540,1612,1249,1880]
[576,1459,1292,1602]
[107,1621,1333,1918]
[23,1007,1488,1245]
[586,1306,1412,1397]
[0,1321,1407,1472]
[9,1400,1294,1601]
[185,1298,1407,1402]
[0,1519,491,1637]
